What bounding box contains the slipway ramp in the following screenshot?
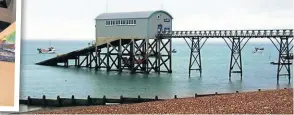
[36,37,133,66]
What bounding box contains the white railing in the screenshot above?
[158,29,293,38]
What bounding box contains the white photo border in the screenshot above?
[0,0,21,112]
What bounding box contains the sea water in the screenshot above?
[20,39,293,99]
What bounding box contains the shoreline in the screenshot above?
[24,88,293,114]
[0,61,15,106]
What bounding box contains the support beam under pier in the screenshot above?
[223,37,251,80]
[183,37,208,77]
[269,37,293,84]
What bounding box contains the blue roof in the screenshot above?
[95,10,173,20]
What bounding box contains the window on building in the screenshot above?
[107,19,137,26]
[157,15,160,20]
[130,20,133,25]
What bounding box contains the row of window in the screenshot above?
[106,20,137,26]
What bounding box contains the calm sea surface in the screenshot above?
[20,40,293,99]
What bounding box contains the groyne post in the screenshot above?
[102,95,106,105]
[87,95,92,105]
[120,95,124,104]
[137,95,141,102]
[71,95,75,106]
[57,96,62,107]
[42,95,47,107]
[27,96,31,105]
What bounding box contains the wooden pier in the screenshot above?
[36,29,293,83]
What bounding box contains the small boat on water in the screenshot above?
[270,60,292,65]
[37,47,56,54]
[281,53,293,60]
[171,49,177,53]
[253,47,264,53]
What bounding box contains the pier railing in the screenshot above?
[158,29,293,38]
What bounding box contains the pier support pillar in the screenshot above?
[223,36,250,80]
[157,36,172,73]
[106,41,120,71]
[132,39,147,73]
[270,37,293,84]
[146,38,159,73]
[130,39,135,71]
[118,39,122,72]
[106,42,110,71]
[229,37,242,79]
[184,37,207,77]
[77,56,80,68]
[95,46,100,70]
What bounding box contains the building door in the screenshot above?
[157,24,162,32]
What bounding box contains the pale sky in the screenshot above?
[22,0,293,41]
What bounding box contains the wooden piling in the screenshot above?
[87,95,92,105]
[102,95,106,105]
[155,96,158,100]
[42,95,47,107]
[137,95,141,102]
[71,95,75,106]
[120,95,124,104]
[57,96,61,107]
[27,96,31,105]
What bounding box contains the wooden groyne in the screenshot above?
[19,92,241,107]
[20,95,164,107]
[20,88,284,107]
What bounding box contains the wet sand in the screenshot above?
[26,88,293,114]
[0,61,14,106]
